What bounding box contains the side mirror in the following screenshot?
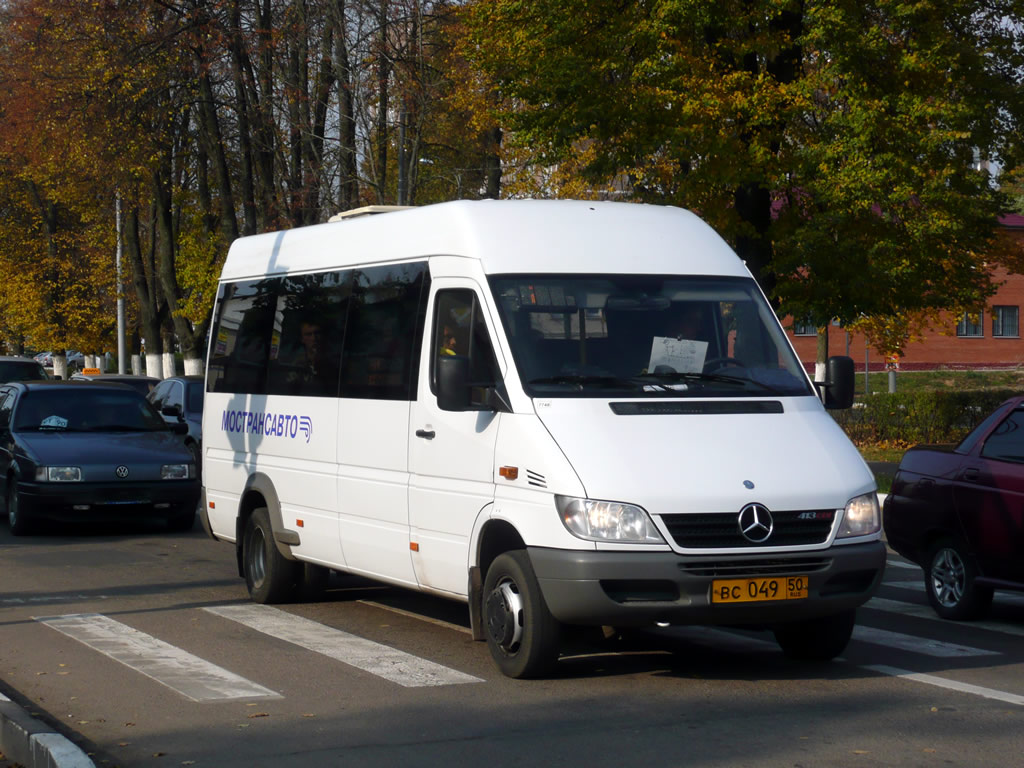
[162,404,184,420]
[820,355,855,409]
[437,355,472,411]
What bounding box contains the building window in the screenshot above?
[956,311,984,338]
[792,318,816,336]
[992,306,1019,338]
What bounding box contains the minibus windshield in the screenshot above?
[489,275,814,399]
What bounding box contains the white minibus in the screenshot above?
[201,200,885,678]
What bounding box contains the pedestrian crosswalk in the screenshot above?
[28,556,1024,707]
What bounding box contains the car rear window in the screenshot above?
[0,361,47,382]
[13,389,167,432]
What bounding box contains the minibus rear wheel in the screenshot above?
[773,609,855,661]
[483,550,561,678]
[243,507,299,603]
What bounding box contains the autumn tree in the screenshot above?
[461,0,1024,363]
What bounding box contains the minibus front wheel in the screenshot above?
[483,550,561,678]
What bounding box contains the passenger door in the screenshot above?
[408,282,505,596]
[954,405,1024,582]
[0,388,14,504]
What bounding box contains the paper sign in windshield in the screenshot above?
[649,337,708,374]
[41,415,68,429]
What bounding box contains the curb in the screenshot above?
[0,693,94,768]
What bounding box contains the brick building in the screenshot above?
[784,214,1024,371]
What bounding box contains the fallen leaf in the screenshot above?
[153,752,166,757]
[248,712,269,718]
[237,724,250,729]
[124,722,136,727]
[118,743,131,747]
[78,720,90,725]
[182,762,196,766]
[923,749,936,753]
[852,750,869,755]
[302,713,316,718]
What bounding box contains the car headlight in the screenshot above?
[837,492,881,538]
[35,466,82,482]
[161,464,194,480]
[556,495,665,543]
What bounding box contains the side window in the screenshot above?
[339,262,429,400]
[164,382,185,412]
[0,389,12,430]
[149,380,171,409]
[206,277,281,394]
[267,271,351,397]
[431,289,500,393]
[980,408,1024,463]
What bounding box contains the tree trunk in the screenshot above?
[815,326,829,383]
[331,0,359,210]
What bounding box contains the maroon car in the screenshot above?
[883,395,1024,620]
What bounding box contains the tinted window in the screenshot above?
[185,382,204,413]
[206,278,281,394]
[13,389,166,432]
[266,271,351,397]
[339,263,429,400]
[980,408,1024,463]
[149,380,172,409]
[164,381,184,411]
[0,389,12,429]
[0,361,47,382]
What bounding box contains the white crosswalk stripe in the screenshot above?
[35,613,281,702]
[851,625,997,657]
[204,604,483,687]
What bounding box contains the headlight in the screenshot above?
[35,466,82,482]
[556,495,665,543]
[837,492,881,538]
[161,464,193,480]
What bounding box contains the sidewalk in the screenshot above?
[0,691,94,768]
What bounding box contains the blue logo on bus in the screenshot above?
[221,409,313,443]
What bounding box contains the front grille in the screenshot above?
[681,557,833,577]
[660,510,835,549]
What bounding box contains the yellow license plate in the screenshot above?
[711,575,809,603]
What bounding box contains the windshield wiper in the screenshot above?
[528,374,638,390]
[635,371,787,394]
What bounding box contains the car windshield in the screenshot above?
[0,361,48,382]
[13,389,168,432]
[489,274,813,398]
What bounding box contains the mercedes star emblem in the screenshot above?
[738,503,773,543]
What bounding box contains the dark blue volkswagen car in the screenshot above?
[0,380,200,535]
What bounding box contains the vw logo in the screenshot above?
[738,503,773,543]
[115,465,129,479]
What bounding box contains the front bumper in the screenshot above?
[529,540,886,627]
[16,479,200,523]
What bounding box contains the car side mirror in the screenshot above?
[162,404,184,420]
[818,355,855,410]
[437,355,472,411]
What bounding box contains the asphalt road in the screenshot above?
[2,518,1024,768]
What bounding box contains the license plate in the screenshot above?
[711,575,809,603]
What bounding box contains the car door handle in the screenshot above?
[962,468,979,482]
[415,429,435,440]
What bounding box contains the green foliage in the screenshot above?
[462,0,1024,355]
[833,389,1019,446]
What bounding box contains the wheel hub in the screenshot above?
[485,579,524,652]
[931,547,965,608]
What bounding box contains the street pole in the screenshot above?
[116,193,126,374]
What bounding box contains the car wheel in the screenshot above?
[167,502,196,532]
[925,538,993,620]
[482,550,561,679]
[242,507,299,604]
[774,609,856,661]
[7,485,33,536]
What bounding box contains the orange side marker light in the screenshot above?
[499,466,519,481]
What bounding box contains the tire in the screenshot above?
[7,484,33,536]
[774,609,856,661]
[242,507,300,604]
[167,502,196,532]
[482,550,561,678]
[925,538,993,620]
